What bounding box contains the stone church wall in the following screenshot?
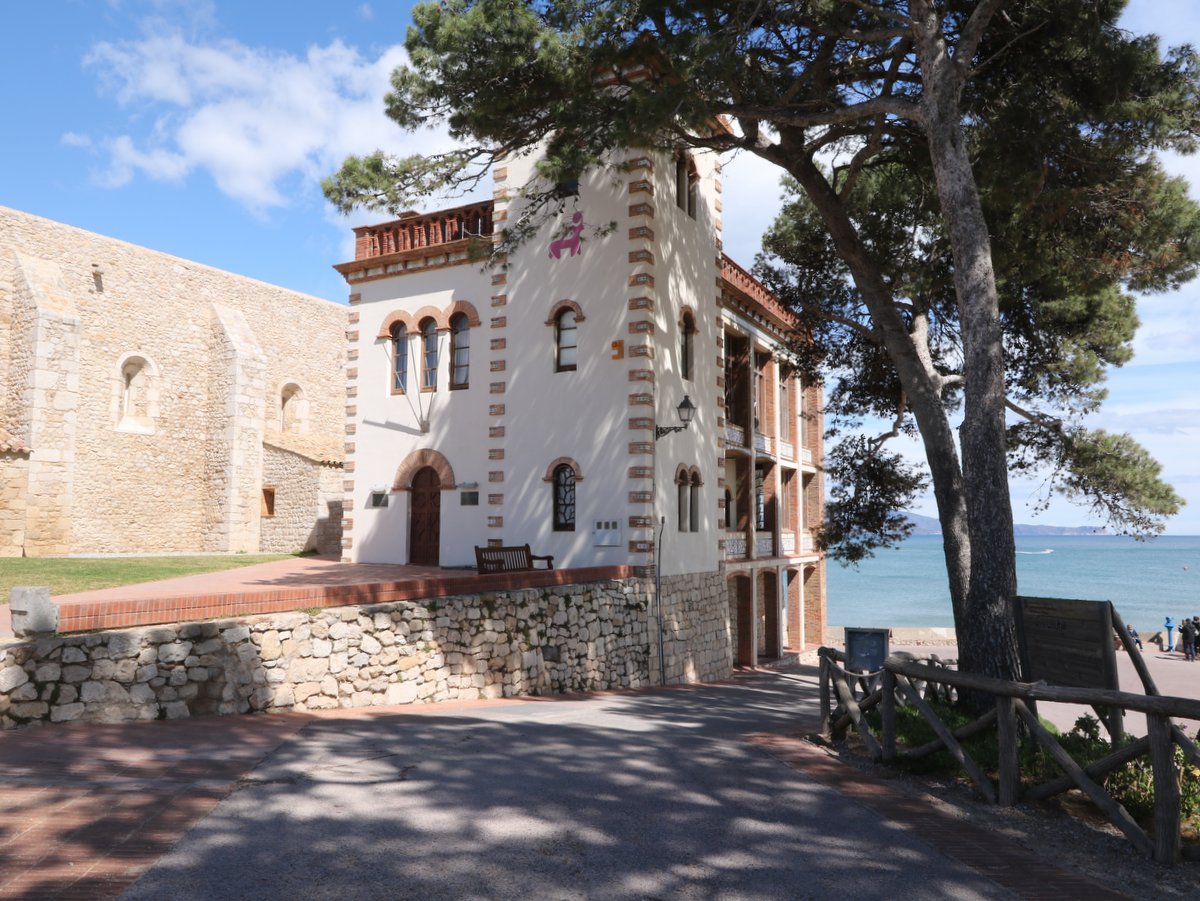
[261,446,343,555]
[0,206,346,556]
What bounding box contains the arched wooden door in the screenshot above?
[409,466,441,566]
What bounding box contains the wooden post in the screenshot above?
[896,674,997,803]
[1015,700,1152,857]
[1110,605,1161,698]
[881,669,896,763]
[996,696,1020,806]
[818,653,831,738]
[832,666,881,760]
[1148,713,1181,864]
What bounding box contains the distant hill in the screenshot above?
[904,512,1107,536]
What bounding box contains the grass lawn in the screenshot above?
[0,554,293,600]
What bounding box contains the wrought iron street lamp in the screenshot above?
[655,395,696,440]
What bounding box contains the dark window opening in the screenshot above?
[553,464,576,531]
[450,313,469,389]
[556,309,578,372]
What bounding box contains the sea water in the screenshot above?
[827,534,1200,633]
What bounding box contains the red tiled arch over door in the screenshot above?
[393,449,456,491]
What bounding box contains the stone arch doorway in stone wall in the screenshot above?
[393,449,456,567]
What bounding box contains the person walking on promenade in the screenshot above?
[1181,617,1197,662]
[1165,616,1175,652]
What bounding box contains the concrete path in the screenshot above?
[0,664,1133,901]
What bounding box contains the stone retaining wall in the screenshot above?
[0,578,675,728]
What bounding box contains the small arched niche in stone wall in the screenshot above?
[280,382,309,434]
[112,353,160,435]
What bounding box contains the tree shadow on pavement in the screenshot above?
[113,670,1008,901]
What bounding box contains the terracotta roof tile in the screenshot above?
[263,431,343,467]
[0,427,30,455]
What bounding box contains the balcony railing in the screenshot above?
[723,536,747,559]
[725,423,747,448]
[353,201,494,260]
[754,432,771,455]
[800,447,814,464]
[756,536,775,557]
[781,532,796,555]
[779,439,795,460]
[801,532,814,553]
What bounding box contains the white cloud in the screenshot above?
[358,4,374,21]
[60,131,92,148]
[718,149,788,268]
[80,25,419,212]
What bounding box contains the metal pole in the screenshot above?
[655,516,667,685]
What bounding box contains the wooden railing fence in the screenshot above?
[818,647,1200,863]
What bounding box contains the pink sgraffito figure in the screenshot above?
[548,211,585,259]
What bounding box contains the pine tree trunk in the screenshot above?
[913,3,1021,686]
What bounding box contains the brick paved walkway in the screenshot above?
[0,678,1155,899]
[749,731,1132,901]
[0,716,310,900]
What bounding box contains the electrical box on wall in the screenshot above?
[592,519,621,547]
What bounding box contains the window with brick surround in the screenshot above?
[450,313,469,389]
[681,311,696,381]
[555,308,577,372]
[779,373,791,442]
[675,151,698,219]
[553,463,576,531]
[390,322,408,393]
[420,317,438,391]
[690,474,700,533]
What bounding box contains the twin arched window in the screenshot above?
[677,466,702,533]
[389,314,471,393]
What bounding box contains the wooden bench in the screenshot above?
[474,544,554,574]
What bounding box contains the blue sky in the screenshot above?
[3,0,1199,533]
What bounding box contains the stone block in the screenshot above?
[50,702,85,723]
[0,665,30,692]
[9,586,57,638]
[384,681,418,705]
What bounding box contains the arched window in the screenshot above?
[450,313,469,389]
[555,308,577,372]
[675,152,698,219]
[690,472,701,533]
[678,480,690,533]
[280,383,306,433]
[390,322,408,393]
[420,318,438,391]
[122,358,145,418]
[681,311,696,381]
[114,353,159,434]
[553,464,576,531]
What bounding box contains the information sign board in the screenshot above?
[1014,596,1119,691]
[845,627,890,674]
